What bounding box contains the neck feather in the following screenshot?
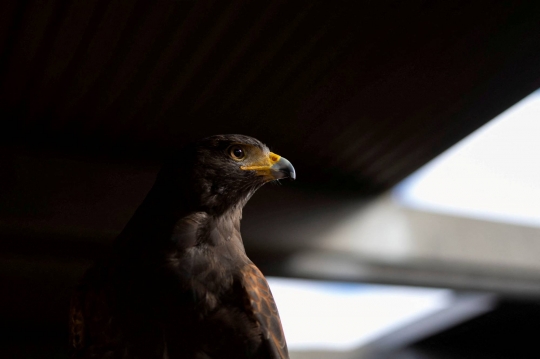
[116,179,246,253]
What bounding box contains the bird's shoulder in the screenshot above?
[237,262,289,359]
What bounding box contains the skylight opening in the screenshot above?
[394,89,540,228]
[267,277,452,352]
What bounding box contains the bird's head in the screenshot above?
[158,134,295,215]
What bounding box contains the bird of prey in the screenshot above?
[70,134,295,359]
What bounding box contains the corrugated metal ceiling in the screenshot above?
[2,0,540,192]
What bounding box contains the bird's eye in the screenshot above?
[229,146,246,160]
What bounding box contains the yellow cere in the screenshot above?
[240,152,281,171]
[268,152,280,164]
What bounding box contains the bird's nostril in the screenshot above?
[269,153,280,163]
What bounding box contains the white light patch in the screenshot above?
[395,90,540,227]
[266,277,452,352]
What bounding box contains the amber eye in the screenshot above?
[229,146,246,160]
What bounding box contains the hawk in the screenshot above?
[70,134,295,359]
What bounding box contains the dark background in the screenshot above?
[2,0,540,357]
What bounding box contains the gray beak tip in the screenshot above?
[271,157,296,181]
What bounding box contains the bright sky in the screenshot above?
[267,277,452,352]
[395,89,540,227]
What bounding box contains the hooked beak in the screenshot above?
[270,156,296,180]
[241,152,296,181]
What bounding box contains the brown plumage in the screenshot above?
[70,134,295,359]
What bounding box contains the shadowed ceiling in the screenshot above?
[2,0,540,190]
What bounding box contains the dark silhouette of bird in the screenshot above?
[70,134,295,359]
